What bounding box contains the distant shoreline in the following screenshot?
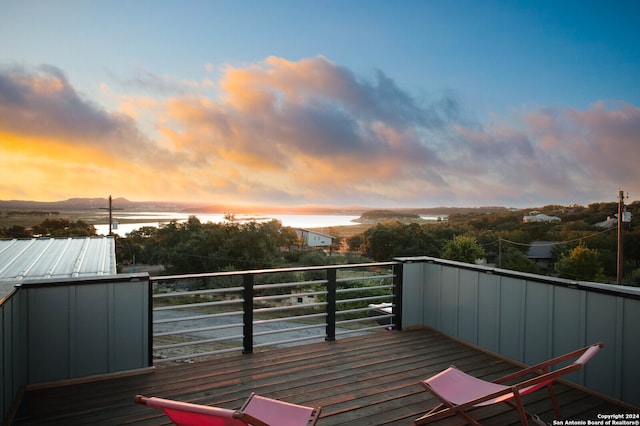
[0,197,511,216]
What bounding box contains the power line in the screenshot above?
[499,226,617,248]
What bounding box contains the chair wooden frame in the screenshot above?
[414,342,604,425]
[135,393,321,426]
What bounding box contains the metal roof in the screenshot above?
[0,237,116,296]
[526,241,557,259]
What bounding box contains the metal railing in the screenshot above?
[150,262,403,362]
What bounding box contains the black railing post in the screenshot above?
[243,274,254,354]
[325,268,337,341]
[147,275,154,366]
[392,263,403,331]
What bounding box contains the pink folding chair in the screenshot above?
[241,393,321,426]
[414,342,604,425]
[134,393,321,426]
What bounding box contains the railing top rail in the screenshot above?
[396,256,640,300]
[150,262,400,282]
[12,272,150,289]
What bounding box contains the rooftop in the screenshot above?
[0,237,116,298]
[15,328,636,425]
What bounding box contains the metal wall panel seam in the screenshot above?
[17,238,54,281]
[0,239,36,277]
[614,297,623,400]
[45,238,73,279]
[72,238,91,278]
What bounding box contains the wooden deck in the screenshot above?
[14,328,637,425]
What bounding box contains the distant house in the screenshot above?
[527,241,557,271]
[595,216,618,228]
[522,214,561,223]
[295,228,334,248]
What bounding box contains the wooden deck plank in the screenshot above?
[14,328,637,425]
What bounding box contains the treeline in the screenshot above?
[348,201,640,284]
[117,217,364,274]
[2,201,639,284]
[2,210,60,216]
[0,218,96,238]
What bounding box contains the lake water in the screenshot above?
[94,212,362,236]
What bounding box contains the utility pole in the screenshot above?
[108,195,113,236]
[617,189,625,285]
[100,195,122,236]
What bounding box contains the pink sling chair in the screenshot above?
[135,393,321,426]
[415,342,604,425]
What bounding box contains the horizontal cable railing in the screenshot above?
[150,262,402,363]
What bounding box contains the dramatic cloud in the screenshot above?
[451,102,640,205]
[0,65,179,167]
[1,58,639,207]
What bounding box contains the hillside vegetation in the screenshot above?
[1,201,639,285]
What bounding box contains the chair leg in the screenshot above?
[546,383,563,419]
[512,392,529,426]
[414,403,481,426]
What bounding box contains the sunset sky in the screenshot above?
[1,1,639,208]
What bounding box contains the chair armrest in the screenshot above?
[511,363,582,391]
[495,342,603,384]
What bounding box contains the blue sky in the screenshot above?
[1,1,639,208]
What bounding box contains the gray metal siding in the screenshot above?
[499,277,524,361]
[457,269,478,344]
[477,273,500,351]
[622,299,640,404]
[28,286,70,382]
[439,267,458,336]
[523,280,551,366]
[74,284,110,376]
[112,281,149,371]
[1,290,28,425]
[25,275,150,384]
[400,263,424,328]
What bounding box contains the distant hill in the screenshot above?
[0,198,199,211]
[403,206,510,215]
[0,199,511,216]
[359,210,421,220]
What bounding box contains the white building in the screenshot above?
[295,228,334,248]
[522,214,561,223]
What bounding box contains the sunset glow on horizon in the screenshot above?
[2,2,639,208]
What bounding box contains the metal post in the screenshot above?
[147,275,154,367]
[617,190,625,285]
[243,274,254,353]
[392,263,403,331]
[108,195,113,236]
[325,268,336,341]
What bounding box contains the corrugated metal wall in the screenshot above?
[1,274,150,424]
[23,275,150,383]
[1,288,27,426]
[401,258,640,408]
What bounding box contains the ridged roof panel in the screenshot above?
[0,237,116,287]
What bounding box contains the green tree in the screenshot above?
[31,218,96,237]
[359,222,442,261]
[442,235,485,264]
[629,268,640,287]
[0,225,33,238]
[347,234,364,252]
[555,244,606,282]
[500,245,540,274]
